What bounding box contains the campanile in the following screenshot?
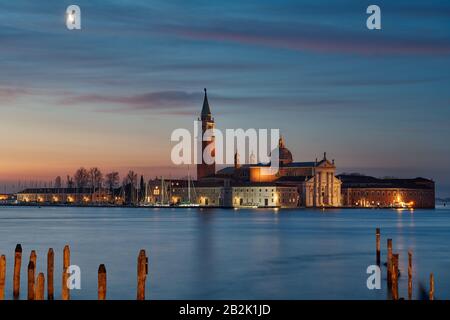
[197,88,216,180]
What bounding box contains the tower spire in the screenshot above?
[201,88,211,119]
[197,88,215,180]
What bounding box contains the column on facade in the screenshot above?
[318,172,322,206]
[330,172,334,206]
[313,171,317,207]
[328,172,333,206]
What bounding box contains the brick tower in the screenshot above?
[197,88,216,180]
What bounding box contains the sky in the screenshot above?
[0,0,449,195]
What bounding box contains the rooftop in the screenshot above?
[338,174,434,190]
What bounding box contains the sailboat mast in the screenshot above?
[161,176,164,204]
[188,166,191,203]
[145,180,148,204]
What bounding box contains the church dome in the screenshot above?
[278,136,293,165]
[279,147,293,165]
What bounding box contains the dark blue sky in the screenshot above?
[1,0,449,195]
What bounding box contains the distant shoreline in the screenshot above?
[0,203,439,210]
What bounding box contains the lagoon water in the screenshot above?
[0,206,449,300]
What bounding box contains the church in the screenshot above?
[14,89,435,208]
[196,88,342,208]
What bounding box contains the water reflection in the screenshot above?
[0,206,448,299]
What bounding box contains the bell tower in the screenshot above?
[197,88,216,180]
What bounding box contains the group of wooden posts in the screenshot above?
[0,231,438,301]
[376,228,435,300]
[0,244,149,300]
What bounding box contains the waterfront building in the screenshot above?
[230,183,299,208]
[16,188,122,205]
[145,178,299,208]
[339,174,435,208]
[217,148,341,207]
[0,193,14,204]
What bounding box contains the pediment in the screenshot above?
[316,159,335,168]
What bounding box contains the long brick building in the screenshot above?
[339,174,435,208]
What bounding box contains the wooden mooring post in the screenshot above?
[98,264,107,300]
[35,273,45,300]
[376,228,381,266]
[0,255,5,300]
[387,239,393,288]
[30,250,37,269]
[137,249,148,300]
[408,251,413,300]
[429,273,434,300]
[29,250,38,300]
[27,260,35,300]
[4,244,155,301]
[391,253,399,300]
[62,245,70,300]
[47,248,54,300]
[13,244,22,299]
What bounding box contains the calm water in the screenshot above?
[0,206,449,300]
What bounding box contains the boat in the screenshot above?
[178,166,200,207]
[139,176,171,207]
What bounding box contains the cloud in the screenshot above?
[57,89,369,116]
[319,77,447,87]
[61,91,200,108]
[159,19,450,56]
[0,87,30,103]
[59,90,224,115]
